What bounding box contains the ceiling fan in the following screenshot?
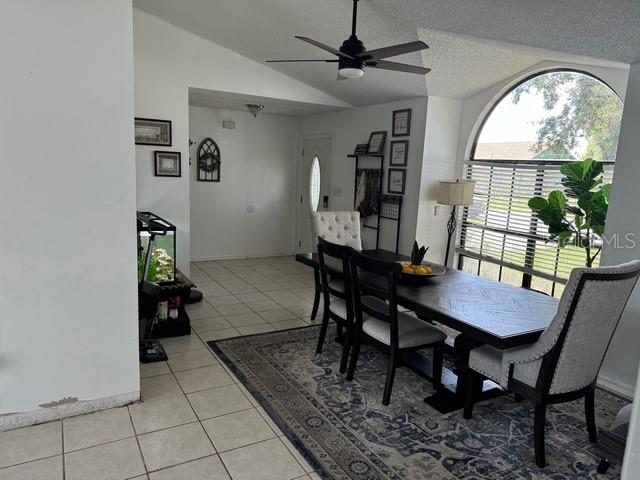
[266,0,431,80]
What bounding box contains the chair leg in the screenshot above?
[534,402,547,468]
[339,326,352,374]
[585,388,598,443]
[346,331,361,381]
[463,370,477,419]
[310,269,321,321]
[315,309,330,355]
[382,349,398,406]
[431,342,443,389]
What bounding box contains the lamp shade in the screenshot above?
[437,180,476,206]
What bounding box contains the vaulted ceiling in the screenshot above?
[133,0,637,106]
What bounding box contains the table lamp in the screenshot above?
[437,179,476,266]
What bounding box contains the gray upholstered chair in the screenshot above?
[463,260,640,467]
[310,211,362,253]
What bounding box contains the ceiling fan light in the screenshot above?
[338,67,364,79]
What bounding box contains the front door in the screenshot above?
[298,137,332,253]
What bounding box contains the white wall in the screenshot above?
[133,9,349,273]
[189,107,299,259]
[301,98,428,254]
[416,97,463,265]
[455,60,637,396]
[601,63,640,399]
[0,0,138,424]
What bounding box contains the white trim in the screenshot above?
[598,374,635,400]
[0,391,140,432]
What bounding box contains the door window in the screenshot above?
[309,155,321,212]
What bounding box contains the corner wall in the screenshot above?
[416,97,463,264]
[300,98,428,254]
[133,9,349,273]
[189,107,299,260]
[0,0,139,425]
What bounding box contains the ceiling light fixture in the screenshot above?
[246,104,265,117]
[338,66,364,79]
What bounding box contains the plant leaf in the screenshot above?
[528,197,548,211]
[548,190,567,210]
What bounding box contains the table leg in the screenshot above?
[406,334,506,414]
[310,267,321,321]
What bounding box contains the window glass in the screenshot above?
[461,71,622,287]
[309,156,321,212]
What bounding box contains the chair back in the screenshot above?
[310,211,362,252]
[349,251,403,345]
[537,260,640,395]
[317,237,353,308]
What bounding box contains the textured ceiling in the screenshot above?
[133,0,636,105]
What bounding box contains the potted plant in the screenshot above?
[527,158,611,267]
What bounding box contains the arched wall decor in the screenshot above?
[197,137,221,182]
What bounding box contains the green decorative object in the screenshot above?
[411,241,429,266]
[528,158,611,267]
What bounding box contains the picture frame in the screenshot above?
[367,131,387,155]
[154,151,181,177]
[135,118,172,146]
[392,108,412,137]
[390,140,409,166]
[387,168,406,194]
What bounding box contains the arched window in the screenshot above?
[460,70,623,297]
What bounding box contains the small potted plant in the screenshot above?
[402,241,432,275]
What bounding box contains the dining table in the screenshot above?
[295,249,560,413]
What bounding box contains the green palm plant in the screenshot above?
[528,158,612,267]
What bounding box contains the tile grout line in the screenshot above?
[61,419,66,480]
[166,352,237,480]
[127,406,151,476]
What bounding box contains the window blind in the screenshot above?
[459,160,614,283]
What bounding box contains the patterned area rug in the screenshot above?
[208,325,626,479]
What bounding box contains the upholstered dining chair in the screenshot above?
[463,260,640,468]
[347,251,447,406]
[310,211,362,253]
[316,238,355,373]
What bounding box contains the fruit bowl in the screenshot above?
[399,261,446,281]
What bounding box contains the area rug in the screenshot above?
[208,325,626,479]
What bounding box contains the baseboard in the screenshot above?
[0,391,140,432]
[191,252,295,262]
[597,374,635,400]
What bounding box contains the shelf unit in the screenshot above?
[348,154,403,252]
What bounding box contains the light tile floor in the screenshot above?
[0,256,323,480]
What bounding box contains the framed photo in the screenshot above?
[390,140,409,166]
[135,118,172,146]
[387,168,406,194]
[392,109,412,137]
[154,151,181,177]
[367,131,387,154]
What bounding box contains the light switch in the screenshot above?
[434,204,440,216]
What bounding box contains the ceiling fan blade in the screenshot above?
[295,36,354,59]
[367,59,431,75]
[358,41,429,60]
[266,59,338,63]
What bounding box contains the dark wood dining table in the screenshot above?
[296,249,559,413]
